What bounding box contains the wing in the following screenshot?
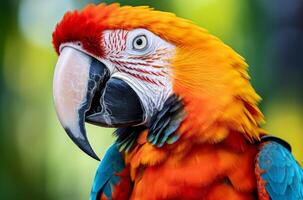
[256,141,303,200]
[90,143,131,200]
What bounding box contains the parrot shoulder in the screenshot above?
[90,143,131,200]
[256,136,303,200]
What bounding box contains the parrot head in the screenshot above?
[52,3,264,160]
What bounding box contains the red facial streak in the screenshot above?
[111,60,164,77]
[117,68,164,86]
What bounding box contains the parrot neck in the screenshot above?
[171,79,266,144]
[114,94,185,152]
[174,93,265,144]
[170,38,266,144]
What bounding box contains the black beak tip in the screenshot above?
[64,128,100,161]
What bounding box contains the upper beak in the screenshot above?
[53,46,145,160]
[53,47,109,160]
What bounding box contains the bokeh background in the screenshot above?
[0,0,302,199]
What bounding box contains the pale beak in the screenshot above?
[53,47,109,160]
[53,46,145,160]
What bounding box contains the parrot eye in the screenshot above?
[132,35,148,50]
[125,29,158,55]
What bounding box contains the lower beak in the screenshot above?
[53,47,109,160]
[53,47,145,160]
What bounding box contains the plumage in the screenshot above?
[256,141,303,200]
[51,3,303,200]
[115,126,145,152]
[147,95,184,147]
[90,143,131,200]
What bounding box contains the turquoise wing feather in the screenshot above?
[257,141,303,200]
[90,143,126,200]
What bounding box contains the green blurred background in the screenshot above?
[0,0,302,199]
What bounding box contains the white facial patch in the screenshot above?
[102,28,176,123]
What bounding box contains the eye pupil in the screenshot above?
[136,39,143,46]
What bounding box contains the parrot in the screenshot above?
[51,3,303,200]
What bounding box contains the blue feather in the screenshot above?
[258,141,303,200]
[90,143,125,200]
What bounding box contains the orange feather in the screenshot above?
[53,4,267,199]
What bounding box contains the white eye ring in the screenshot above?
[132,35,148,50]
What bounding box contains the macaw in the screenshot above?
[52,3,303,200]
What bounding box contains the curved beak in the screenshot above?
[53,47,109,160]
[53,46,145,160]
